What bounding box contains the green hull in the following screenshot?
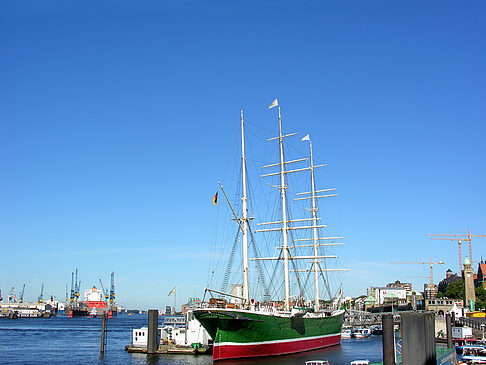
[194,308,344,360]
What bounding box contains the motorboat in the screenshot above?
[351,328,372,338]
[341,328,352,338]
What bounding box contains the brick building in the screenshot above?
[438,269,461,295]
[476,261,486,289]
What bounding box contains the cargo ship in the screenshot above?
[67,271,117,318]
[194,101,347,361]
[68,286,115,317]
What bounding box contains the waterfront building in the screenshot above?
[363,295,376,311]
[354,296,367,311]
[475,261,486,289]
[405,291,424,310]
[386,280,412,293]
[366,286,407,305]
[449,301,463,318]
[0,302,55,317]
[383,292,400,307]
[438,269,461,295]
[463,257,476,310]
[425,298,462,316]
[424,283,439,299]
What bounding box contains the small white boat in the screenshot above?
[341,329,352,338]
[351,328,372,338]
[305,361,329,365]
[461,355,486,364]
[462,346,486,356]
[350,361,369,365]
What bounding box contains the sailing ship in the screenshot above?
[194,100,347,361]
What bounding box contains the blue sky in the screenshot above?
[1,1,485,309]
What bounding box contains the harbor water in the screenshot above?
[0,314,383,364]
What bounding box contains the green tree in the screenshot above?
[446,280,464,299]
[476,285,486,310]
[436,291,444,298]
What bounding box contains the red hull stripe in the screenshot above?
[213,333,341,361]
[83,301,107,308]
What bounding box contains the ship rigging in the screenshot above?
[194,100,348,361]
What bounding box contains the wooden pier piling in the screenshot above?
[446,313,453,349]
[401,312,436,365]
[382,314,395,365]
[100,313,106,354]
[147,309,158,354]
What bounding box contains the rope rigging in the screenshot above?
[220,225,241,294]
[248,227,272,301]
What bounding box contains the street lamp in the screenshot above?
[481,323,485,342]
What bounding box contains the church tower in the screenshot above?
[463,257,476,310]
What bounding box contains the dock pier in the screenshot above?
[125,344,210,355]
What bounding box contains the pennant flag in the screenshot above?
[268,98,278,109]
[301,134,310,141]
[168,286,176,296]
[213,192,218,205]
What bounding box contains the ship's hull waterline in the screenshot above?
[194,308,344,361]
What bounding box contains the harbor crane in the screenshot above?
[75,281,81,301]
[99,279,109,301]
[19,284,26,303]
[109,272,115,304]
[70,272,75,302]
[391,258,444,286]
[68,268,82,304]
[427,229,486,271]
[71,268,81,302]
[8,287,17,303]
[74,269,80,301]
[37,283,44,304]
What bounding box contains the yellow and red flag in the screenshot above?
[213,192,218,205]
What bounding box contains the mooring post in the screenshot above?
[382,314,395,365]
[446,313,453,348]
[402,313,422,365]
[424,312,437,365]
[401,312,436,365]
[100,313,106,354]
[147,309,158,354]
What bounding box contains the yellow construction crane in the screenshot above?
[391,258,444,286]
[427,235,464,275]
[427,229,486,272]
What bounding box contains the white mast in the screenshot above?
[277,105,291,312]
[240,109,250,305]
[305,136,320,311]
[254,100,348,311]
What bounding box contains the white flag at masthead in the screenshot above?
[268,98,279,109]
[168,286,176,296]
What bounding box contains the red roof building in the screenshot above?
[476,262,486,289]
